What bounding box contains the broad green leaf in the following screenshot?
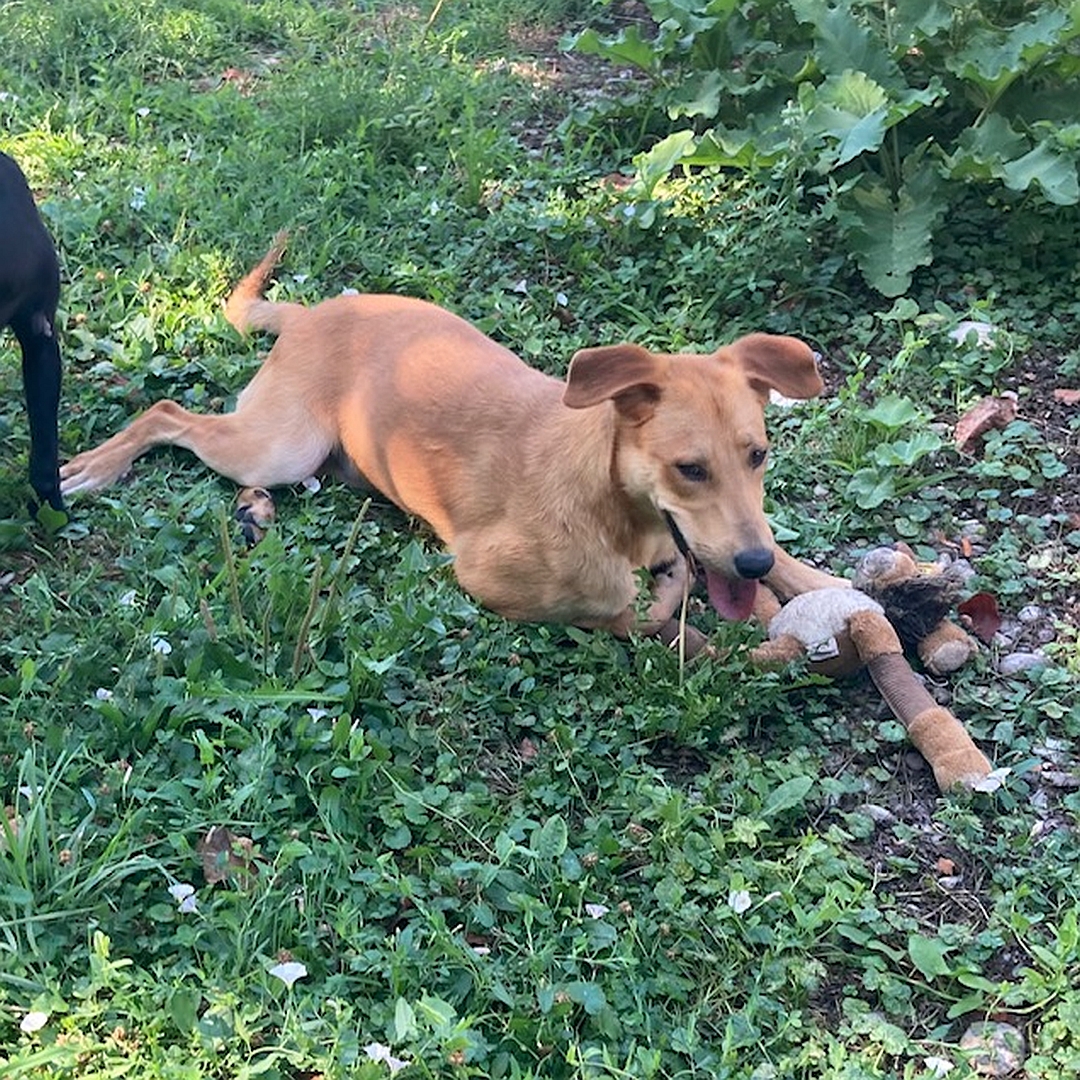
[392,997,417,1042]
[416,995,456,1027]
[790,0,901,88]
[35,502,69,531]
[798,75,939,169]
[686,125,787,168]
[892,0,954,47]
[908,934,951,979]
[571,26,661,73]
[947,8,1071,95]
[532,814,569,860]
[1001,140,1080,205]
[945,114,1029,181]
[762,776,814,817]
[865,395,921,430]
[871,431,944,467]
[565,980,607,1016]
[838,163,947,296]
[634,130,697,195]
[846,468,895,509]
[668,70,724,120]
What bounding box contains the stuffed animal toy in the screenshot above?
[750,547,992,791]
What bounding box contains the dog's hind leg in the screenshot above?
[61,397,333,495]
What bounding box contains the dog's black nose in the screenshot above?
[734,546,775,580]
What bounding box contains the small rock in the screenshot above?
[1033,738,1071,762]
[937,875,963,891]
[856,803,896,826]
[948,558,977,584]
[959,1020,1025,1076]
[931,684,954,706]
[997,651,1049,677]
[1039,769,1080,790]
[1017,605,1043,624]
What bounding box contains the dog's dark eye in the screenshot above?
[676,462,709,483]
[749,448,768,469]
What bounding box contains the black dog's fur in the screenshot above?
[1,151,64,512]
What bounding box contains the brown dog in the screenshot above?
[61,237,843,649]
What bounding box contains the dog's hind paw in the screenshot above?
[235,487,276,545]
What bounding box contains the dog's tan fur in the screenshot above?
[61,237,844,646]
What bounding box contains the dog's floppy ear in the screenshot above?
[564,344,663,422]
[723,333,823,401]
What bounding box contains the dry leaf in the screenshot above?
[954,393,1018,455]
[197,825,257,886]
[958,592,1003,643]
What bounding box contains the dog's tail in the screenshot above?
[224,230,302,335]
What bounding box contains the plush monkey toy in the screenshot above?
[750,547,991,791]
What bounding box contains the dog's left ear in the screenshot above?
[723,333,824,401]
[564,344,664,422]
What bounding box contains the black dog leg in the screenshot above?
[1,151,65,517]
[15,312,64,511]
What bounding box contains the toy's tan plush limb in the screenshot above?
[917,623,977,676]
[847,609,992,790]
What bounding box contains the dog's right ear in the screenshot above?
[564,344,663,422]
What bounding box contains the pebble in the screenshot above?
[996,651,1049,677]
[855,803,896,826]
[1017,604,1043,624]
[949,558,977,584]
[959,1020,1025,1076]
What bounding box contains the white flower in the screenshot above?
[471,945,491,956]
[971,767,1011,794]
[119,589,137,607]
[728,889,752,914]
[923,1056,954,1077]
[151,635,172,655]
[364,1043,408,1074]
[301,475,321,492]
[130,186,147,211]
[269,960,307,988]
[135,106,150,118]
[20,1011,49,1033]
[556,292,569,307]
[340,287,359,297]
[306,707,329,720]
[291,273,309,284]
[168,882,198,913]
[585,903,610,919]
[95,687,114,701]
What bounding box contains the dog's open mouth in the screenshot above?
[705,571,758,622]
[663,511,760,621]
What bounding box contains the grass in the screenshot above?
[2,0,1080,1077]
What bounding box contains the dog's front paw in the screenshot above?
[235,487,276,545]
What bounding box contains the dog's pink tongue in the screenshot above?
[706,571,758,621]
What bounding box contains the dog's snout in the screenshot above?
[734,546,775,580]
